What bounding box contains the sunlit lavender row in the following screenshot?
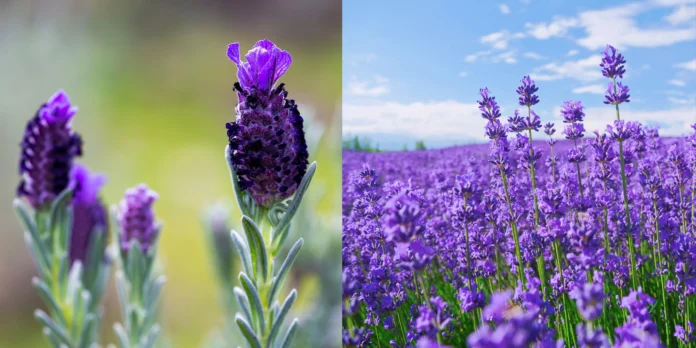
[342,45,695,347]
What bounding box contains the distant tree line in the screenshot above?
[342,136,427,152]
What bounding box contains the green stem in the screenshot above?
[501,169,525,288]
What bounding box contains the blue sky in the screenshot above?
[343,0,696,149]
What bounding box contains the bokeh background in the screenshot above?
[0,0,341,346]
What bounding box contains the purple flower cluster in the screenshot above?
[69,164,108,265]
[342,45,695,346]
[117,184,159,254]
[226,39,308,207]
[17,90,83,208]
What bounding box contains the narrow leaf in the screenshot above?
[273,161,316,242]
[240,272,265,335]
[278,318,299,348]
[230,230,253,278]
[268,239,303,305]
[35,309,71,346]
[31,278,67,327]
[242,216,268,282]
[266,290,297,348]
[235,315,262,348]
[234,287,254,325]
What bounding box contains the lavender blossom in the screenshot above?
[226,39,309,207]
[17,90,82,208]
[599,45,626,79]
[69,164,108,265]
[516,76,540,107]
[117,184,159,254]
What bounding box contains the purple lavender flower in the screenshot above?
[576,323,610,347]
[516,76,539,107]
[562,123,585,140]
[416,336,451,348]
[600,45,626,79]
[117,184,159,253]
[382,190,424,243]
[457,283,486,312]
[478,87,502,121]
[69,164,108,265]
[17,90,83,208]
[560,101,585,123]
[569,279,604,321]
[226,39,308,207]
[604,81,630,105]
[543,123,555,136]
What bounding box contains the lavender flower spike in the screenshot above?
[69,164,108,266]
[117,184,159,254]
[516,75,539,107]
[114,184,165,348]
[17,90,82,208]
[226,39,309,208]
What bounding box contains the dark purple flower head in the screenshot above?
[560,101,585,123]
[226,40,309,207]
[600,45,626,79]
[516,76,539,107]
[478,87,502,121]
[17,90,83,208]
[458,283,486,312]
[508,110,526,133]
[576,323,610,347]
[69,164,108,265]
[117,184,159,254]
[523,110,542,132]
[486,120,507,140]
[227,39,292,94]
[604,81,630,105]
[607,120,633,142]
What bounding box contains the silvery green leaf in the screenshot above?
[127,241,146,298]
[225,145,250,217]
[272,161,316,243]
[268,239,303,305]
[14,199,50,271]
[47,188,72,250]
[235,314,262,348]
[239,272,265,335]
[277,318,299,348]
[230,230,253,278]
[78,314,95,348]
[234,287,253,325]
[266,290,297,348]
[42,327,62,348]
[139,324,160,348]
[113,323,130,348]
[83,227,106,289]
[31,278,66,327]
[35,309,71,345]
[144,276,166,314]
[115,272,129,318]
[241,216,268,282]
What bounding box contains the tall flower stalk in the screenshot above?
[225,39,316,348]
[113,184,165,348]
[601,44,637,288]
[13,91,111,347]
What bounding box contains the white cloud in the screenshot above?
[575,2,696,49]
[572,84,607,94]
[669,79,687,86]
[465,50,492,63]
[567,49,579,56]
[499,4,511,14]
[523,52,546,60]
[480,30,525,50]
[531,55,604,82]
[346,75,390,97]
[493,51,518,64]
[459,71,469,77]
[675,58,696,71]
[668,96,696,104]
[524,2,696,49]
[664,4,696,24]
[525,17,579,39]
[343,101,485,141]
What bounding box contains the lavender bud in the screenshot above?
[516,75,539,107]
[117,184,159,254]
[226,39,309,208]
[17,90,82,208]
[69,164,108,265]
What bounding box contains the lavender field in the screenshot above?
[342,46,695,347]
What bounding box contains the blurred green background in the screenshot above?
[0,0,341,346]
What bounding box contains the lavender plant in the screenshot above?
[13,91,111,347]
[113,184,165,348]
[342,45,695,347]
[223,39,316,348]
